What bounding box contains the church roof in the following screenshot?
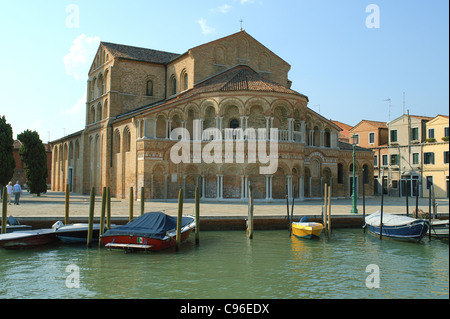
[179,64,307,99]
[101,42,180,64]
[116,65,308,120]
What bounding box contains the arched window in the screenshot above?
[230,118,239,129]
[99,74,104,95]
[96,102,102,122]
[324,129,331,147]
[363,164,369,184]
[170,75,177,95]
[182,72,188,91]
[75,140,80,159]
[146,80,153,96]
[113,130,121,154]
[90,105,96,124]
[123,127,131,152]
[337,163,344,184]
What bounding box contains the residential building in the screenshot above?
[422,115,450,198]
[349,120,388,195]
[386,114,433,197]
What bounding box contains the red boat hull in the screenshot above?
[101,227,193,251]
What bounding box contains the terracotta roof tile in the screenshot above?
[101,42,180,64]
[180,65,306,98]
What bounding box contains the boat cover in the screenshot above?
[365,211,421,227]
[101,212,194,240]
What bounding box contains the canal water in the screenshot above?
[0,229,448,299]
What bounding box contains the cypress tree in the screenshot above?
[17,130,48,196]
[0,116,15,190]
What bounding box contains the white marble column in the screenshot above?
[299,176,304,201]
[287,175,293,199]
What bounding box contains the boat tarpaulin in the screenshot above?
[101,212,194,239]
[365,211,421,227]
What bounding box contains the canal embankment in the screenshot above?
[3,191,449,230]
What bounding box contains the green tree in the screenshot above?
[17,130,48,196]
[0,116,15,190]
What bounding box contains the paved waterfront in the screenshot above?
[3,191,449,219]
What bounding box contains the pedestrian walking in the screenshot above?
[6,181,13,205]
[12,181,22,205]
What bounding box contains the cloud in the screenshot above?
[211,4,232,14]
[65,92,87,117]
[63,34,100,80]
[197,18,216,35]
[240,0,254,4]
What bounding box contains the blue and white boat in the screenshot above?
[364,211,429,242]
[52,221,104,244]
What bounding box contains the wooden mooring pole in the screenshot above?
[176,188,184,251]
[99,187,106,247]
[195,186,200,246]
[429,186,432,240]
[247,181,254,239]
[323,184,328,233]
[327,185,331,234]
[405,189,409,217]
[65,184,70,225]
[290,185,295,233]
[140,187,145,216]
[415,180,419,219]
[363,179,366,233]
[87,187,95,248]
[380,178,384,240]
[1,187,7,234]
[129,187,134,221]
[106,187,111,229]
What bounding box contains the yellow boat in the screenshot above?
[291,221,324,239]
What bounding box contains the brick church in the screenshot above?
[51,31,374,201]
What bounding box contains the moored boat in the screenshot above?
[291,221,324,239]
[52,221,108,244]
[1,216,32,233]
[101,212,195,252]
[0,229,58,249]
[364,211,429,242]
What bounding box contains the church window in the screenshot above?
[170,75,177,96]
[230,119,239,129]
[338,164,344,184]
[183,73,188,91]
[146,80,154,96]
[113,130,121,154]
[123,127,131,152]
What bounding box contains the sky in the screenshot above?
[0,0,448,142]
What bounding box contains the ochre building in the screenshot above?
[51,31,374,201]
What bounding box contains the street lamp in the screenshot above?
[351,134,358,214]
